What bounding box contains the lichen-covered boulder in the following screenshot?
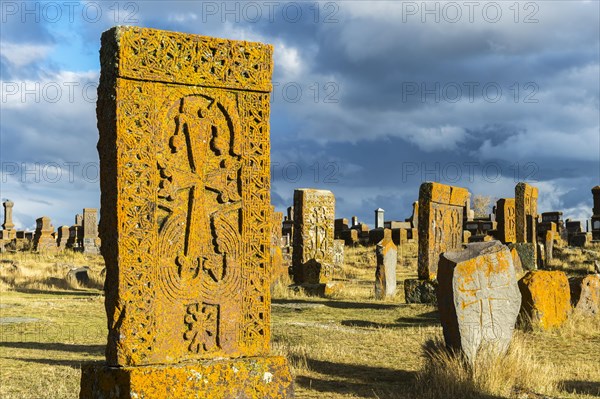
[519,270,571,329]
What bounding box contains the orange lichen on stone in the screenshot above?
[292,189,335,285]
[80,356,293,399]
[438,241,521,364]
[515,183,538,244]
[418,182,469,280]
[81,26,292,398]
[519,270,571,330]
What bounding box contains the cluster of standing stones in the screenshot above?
[2,26,598,397]
[0,202,100,255]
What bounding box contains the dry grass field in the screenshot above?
[0,242,599,399]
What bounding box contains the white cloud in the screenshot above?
[0,42,52,67]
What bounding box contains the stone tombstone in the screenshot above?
[2,200,16,240]
[292,188,335,285]
[80,26,293,398]
[592,186,600,240]
[351,216,359,227]
[495,198,516,244]
[270,207,285,280]
[33,216,56,252]
[287,206,294,221]
[438,241,521,364]
[418,182,469,280]
[334,218,349,238]
[519,270,571,330]
[515,183,538,243]
[404,279,438,304]
[333,239,344,268]
[57,226,70,249]
[67,225,82,249]
[374,237,397,299]
[75,213,83,226]
[407,201,419,229]
[569,275,599,316]
[374,208,384,229]
[82,208,100,254]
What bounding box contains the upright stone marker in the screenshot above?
[1,200,16,240]
[374,237,397,299]
[418,182,469,280]
[374,208,384,229]
[292,189,335,285]
[496,198,516,244]
[437,241,521,364]
[57,226,70,250]
[591,186,600,240]
[33,216,56,252]
[80,26,293,398]
[515,183,538,243]
[82,208,100,254]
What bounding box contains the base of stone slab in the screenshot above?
[79,356,294,399]
[404,278,438,304]
[290,282,344,297]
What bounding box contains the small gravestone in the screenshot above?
[333,239,344,269]
[292,188,335,286]
[374,237,396,299]
[519,270,571,330]
[33,216,57,253]
[66,267,90,287]
[569,274,599,316]
[438,241,521,364]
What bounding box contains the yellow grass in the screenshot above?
[0,243,598,398]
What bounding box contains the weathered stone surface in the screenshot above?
[404,278,438,304]
[495,198,516,244]
[1,201,16,240]
[544,230,554,267]
[340,228,358,246]
[570,232,588,247]
[515,183,538,266]
[270,208,286,281]
[374,237,397,299]
[67,225,82,249]
[592,186,600,240]
[82,26,291,397]
[509,242,536,271]
[519,270,571,330]
[438,241,521,363]
[82,208,100,254]
[368,227,390,245]
[292,189,335,285]
[418,182,469,280]
[509,246,524,275]
[333,239,344,268]
[67,267,90,287]
[374,208,384,229]
[569,274,600,316]
[57,226,70,249]
[334,218,349,239]
[80,356,294,399]
[33,216,56,252]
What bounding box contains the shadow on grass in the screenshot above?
[295,357,416,398]
[0,341,104,355]
[562,380,600,396]
[5,356,89,368]
[11,287,100,297]
[272,298,399,310]
[341,310,440,329]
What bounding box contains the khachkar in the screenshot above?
[515,183,538,267]
[496,198,516,244]
[82,208,100,254]
[1,200,16,240]
[291,189,335,287]
[591,186,600,240]
[417,182,469,280]
[33,216,57,252]
[80,26,293,398]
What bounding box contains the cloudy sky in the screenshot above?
[1,1,599,230]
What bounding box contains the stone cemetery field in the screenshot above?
[0,245,599,399]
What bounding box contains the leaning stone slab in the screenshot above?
[519,270,571,330]
[569,274,600,316]
[437,241,521,364]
